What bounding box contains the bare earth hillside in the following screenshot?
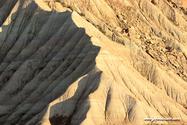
[1,0,187,125]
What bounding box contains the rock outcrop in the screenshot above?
[0,0,187,125]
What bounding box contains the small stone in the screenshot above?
[123,20,127,24]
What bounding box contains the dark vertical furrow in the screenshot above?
[0,0,18,26]
[41,43,97,97]
[0,15,76,106]
[30,71,101,125]
[18,45,99,123]
[0,10,51,75]
[5,18,79,108]
[0,1,101,125]
[0,10,65,90]
[25,34,90,103]
[0,12,74,104]
[0,0,24,48]
[4,35,97,124]
[0,27,85,123]
[9,27,85,105]
[0,1,38,64]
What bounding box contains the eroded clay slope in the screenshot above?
[0,0,187,125]
[47,0,187,82]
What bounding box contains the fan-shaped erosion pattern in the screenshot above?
[0,0,101,124]
[1,0,187,125]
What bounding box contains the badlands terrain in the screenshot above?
[1,0,187,124]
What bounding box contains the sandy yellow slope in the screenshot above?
[0,0,187,125]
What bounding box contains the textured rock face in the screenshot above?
[52,0,187,82]
[174,0,187,7]
[1,0,187,125]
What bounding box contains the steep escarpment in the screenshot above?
[1,0,187,125]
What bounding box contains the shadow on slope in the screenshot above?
[49,71,102,125]
[0,1,51,85]
[0,1,101,125]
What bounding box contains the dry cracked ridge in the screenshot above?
[48,0,187,82]
[0,0,187,125]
